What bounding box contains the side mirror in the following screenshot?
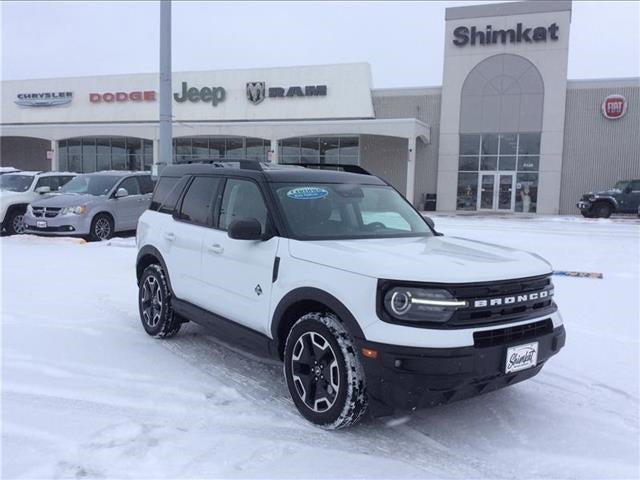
[35,186,51,194]
[228,218,263,241]
[115,187,129,198]
[424,216,435,229]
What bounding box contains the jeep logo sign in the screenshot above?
[174,82,226,107]
[602,95,627,120]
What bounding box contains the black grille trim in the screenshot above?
[473,319,553,348]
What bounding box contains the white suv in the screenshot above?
[0,171,76,235]
[136,162,565,429]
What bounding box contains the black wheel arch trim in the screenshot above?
[136,245,174,294]
[271,287,366,353]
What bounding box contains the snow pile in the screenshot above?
[2,216,639,478]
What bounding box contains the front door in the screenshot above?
[478,173,515,211]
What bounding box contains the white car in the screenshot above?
[0,171,76,235]
[135,162,566,429]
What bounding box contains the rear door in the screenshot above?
[200,177,279,335]
[164,176,221,305]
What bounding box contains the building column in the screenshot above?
[152,139,161,176]
[405,136,417,205]
[50,140,58,171]
[269,138,278,164]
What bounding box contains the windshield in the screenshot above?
[271,182,432,240]
[0,174,34,192]
[613,181,629,191]
[60,174,120,196]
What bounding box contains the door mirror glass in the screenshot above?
[228,218,263,240]
[115,187,129,198]
[35,186,51,194]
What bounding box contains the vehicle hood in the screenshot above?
[586,189,620,197]
[0,190,30,203]
[31,193,103,207]
[288,235,552,283]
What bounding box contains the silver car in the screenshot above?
[24,171,154,240]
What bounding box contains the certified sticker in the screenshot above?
[286,187,329,200]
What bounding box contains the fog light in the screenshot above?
[361,347,378,359]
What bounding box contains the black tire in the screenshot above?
[592,202,613,218]
[284,312,367,429]
[5,208,27,235]
[138,264,181,338]
[90,213,114,241]
[580,210,593,218]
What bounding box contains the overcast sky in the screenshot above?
[1,1,639,87]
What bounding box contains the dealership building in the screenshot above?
[1,0,638,214]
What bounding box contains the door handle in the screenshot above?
[207,243,224,254]
[164,232,176,242]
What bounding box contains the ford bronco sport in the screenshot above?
[136,161,565,429]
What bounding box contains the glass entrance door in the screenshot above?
[478,173,515,211]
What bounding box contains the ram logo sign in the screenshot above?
[246,82,266,105]
[246,82,327,105]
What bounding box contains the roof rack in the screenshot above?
[294,164,371,176]
[182,159,264,171]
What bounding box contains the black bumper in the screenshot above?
[357,324,566,417]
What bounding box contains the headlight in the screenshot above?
[383,287,467,323]
[60,205,87,215]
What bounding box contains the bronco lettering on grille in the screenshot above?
[473,290,551,308]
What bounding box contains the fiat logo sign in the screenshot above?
[602,95,627,120]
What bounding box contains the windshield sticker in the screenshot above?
[286,187,329,200]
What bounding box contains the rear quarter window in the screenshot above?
[150,177,179,211]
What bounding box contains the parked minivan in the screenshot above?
[24,171,154,240]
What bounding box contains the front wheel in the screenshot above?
[90,213,114,241]
[592,202,613,218]
[138,264,181,338]
[284,312,368,429]
[6,209,27,235]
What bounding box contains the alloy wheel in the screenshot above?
[94,218,111,240]
[12,214,26,234]
[291,331,340,412]
[141,276,162,328]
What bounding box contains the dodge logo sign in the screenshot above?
[246,82,266,105]
[602,95,627,120]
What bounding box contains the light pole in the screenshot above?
[155,0,172,177]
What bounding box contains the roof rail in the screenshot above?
[294,163,371,176]
[182,159,264,171]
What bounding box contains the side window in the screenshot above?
[219,179,268,234]
[159,176,190,215]
[119,177,141,195]
[35,177,51,190]
[629,180,640,192]
[150,177,178,210]
[178,176,221,226]
[138,175,155,194]
[60,176,75,189]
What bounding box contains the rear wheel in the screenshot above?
[6,208,26,235]
[138,264,181,338]
[593,202,613,218]
[284,312,367,429]
[90,213,114,241]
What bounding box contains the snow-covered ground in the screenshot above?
[1,216,639,479]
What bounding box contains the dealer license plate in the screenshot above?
[36,220,47,229]
[505,342,538,374]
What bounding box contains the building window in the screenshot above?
[58,136,151,173]
[278,136,360,165]
[457,132,541,212]
[171,136,268,163]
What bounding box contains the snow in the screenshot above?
[2,215,639,479]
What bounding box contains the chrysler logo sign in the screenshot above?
[602,95,627,120]
[473,289,552,308]
[15,92,73,107]
[246,82,327,105]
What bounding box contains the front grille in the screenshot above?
[473,319,553,348]
[32,206,61,218]
[446,274,556,328]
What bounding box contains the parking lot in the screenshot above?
[1,215,639,479]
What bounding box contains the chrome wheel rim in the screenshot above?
[94,218,111,240]
[141,276,162,328]
[291,332,340,413]
[13,214,25,234]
